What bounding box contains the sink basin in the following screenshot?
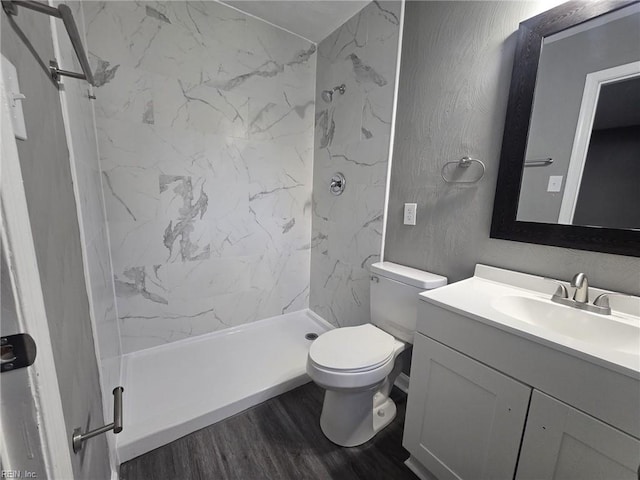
[492,295,640,355]
[419,264,640,375]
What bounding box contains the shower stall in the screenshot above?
[54,0,402,470]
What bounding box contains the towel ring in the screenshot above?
[441,157,485,184]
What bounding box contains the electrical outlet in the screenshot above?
[404,203,417,226]
[547,175,563,192]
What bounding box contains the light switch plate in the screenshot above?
[404,203,417,225]
[547,175,563,193]
[1,54,27,140]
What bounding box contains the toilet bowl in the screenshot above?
[308,323,407,446]
[306,262,447,447]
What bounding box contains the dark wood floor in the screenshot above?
[120,382,418,480]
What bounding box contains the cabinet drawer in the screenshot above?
[403,334,531,480]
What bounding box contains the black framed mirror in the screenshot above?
[491,0,640,257]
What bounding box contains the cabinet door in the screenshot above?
[403,334,531,480]
[517,390,640,480]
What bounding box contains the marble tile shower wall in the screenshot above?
[84,1,316,353]
[310,1,401,327]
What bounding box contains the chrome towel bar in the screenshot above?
[2,0,95,86]
[72,387,123,453]
[524,157,553,167]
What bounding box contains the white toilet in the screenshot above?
[307,261,447,447]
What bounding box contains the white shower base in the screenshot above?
[117,309,332,463]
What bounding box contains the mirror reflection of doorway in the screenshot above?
[558,62,640,227]
[572,76,640,230]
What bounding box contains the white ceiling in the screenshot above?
[222,1,370,43]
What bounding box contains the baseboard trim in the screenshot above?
[405,456,437,480]
[394,372,410,394]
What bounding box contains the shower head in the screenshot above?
[321,84,346,103]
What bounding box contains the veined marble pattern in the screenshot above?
[310,1,401,328]
[85,1,315,353]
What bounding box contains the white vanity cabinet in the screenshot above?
[403,334,531,480]
[516,391,640,480]
[404,262,640,480]
[404,333,640,480]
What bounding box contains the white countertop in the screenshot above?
[419,265,640,378]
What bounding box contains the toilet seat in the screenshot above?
[306,324,407,391]
[309,324,397,372]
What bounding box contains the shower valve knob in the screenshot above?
[329,173,346,196]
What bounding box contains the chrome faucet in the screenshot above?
[570,273,589,303]
[550,273,611,315]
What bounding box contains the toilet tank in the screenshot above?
[370,262,447,343]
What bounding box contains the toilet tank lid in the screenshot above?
[370,262,447,290]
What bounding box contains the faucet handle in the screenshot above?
[593,294,612,315]
[553,283,569,299]
[593,292,634,315]
[544,278,568,299]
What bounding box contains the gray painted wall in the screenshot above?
[310,1,401,327]
[384,1,640,296]
[517,9,640,223]
[54,1,122,467]
[1,9,110,478]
